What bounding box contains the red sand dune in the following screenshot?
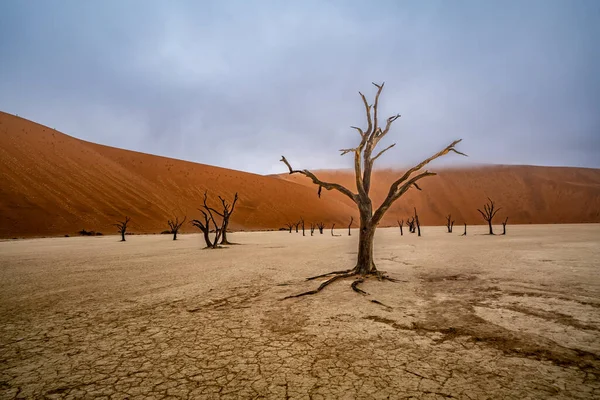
[1,111,599,238]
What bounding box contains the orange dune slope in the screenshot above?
[1,111,599,238]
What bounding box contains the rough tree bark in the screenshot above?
[280,82,465,297]
[168,216,187,240]
[414,208,421,237]
[348,216,354,236]
[502,217,508,235]
[477,197,501,235]
[446,214,455,233]
[113,216,131,242]
[317,222,325,234]
[397,219,403,236]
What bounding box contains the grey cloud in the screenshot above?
[0,0,598,174]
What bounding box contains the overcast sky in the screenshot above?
[1,0,598,174]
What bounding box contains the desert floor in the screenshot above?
[0,224,599,399]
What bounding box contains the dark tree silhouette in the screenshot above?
[502,217,508,235]
[284,222,294,233]
[294,221,301,233]
[310,223,315,236]
[477,197,501,235]
[113,216,131,242]
[280,82,464,297]
[461,223,467,236]
[211,193,238,245]
[397,219,404,235]
[407,217,416,233]
[167,216,187,240]
[300,217,305,236]
[414,208,421,237]
[348,216,354,236]
[317,222,325,234]
[190,191,224,248]
[446,214,455,233]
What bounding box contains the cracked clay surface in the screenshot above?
[1,224,599,399]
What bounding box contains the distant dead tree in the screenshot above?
[348,216,354,236]
[167,216,187,240]
[316,222,325,234]
[280,82,464,297]
[397,219,404,235]
[502,217,508,235]
[477,197,501,235]
[310,223,315,236]
[300,217,305,236]
[284,222,294,233]
[407,217,416,233]
[461,223,467,236]
[294,221,301,233]
[446,214,455,233]
[213,193,238,245]
[113,216,131,242]
[190,191,223,249]
[414,208,421,237]
[331,223,341,237]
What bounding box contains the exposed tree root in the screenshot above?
[283,272,355,299]
[351,278,368,295]
[371,299,393,309]
[306,269,353,281]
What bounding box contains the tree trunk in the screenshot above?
[221,222,231,244]
[355,207,376,275]
[488,220,493,235]
[203,230,212,247]
[173,231,177,241]
[121,232,125,242]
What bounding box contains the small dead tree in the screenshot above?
[397,219,404,235]
[502,217,508,235]
[407,217,416,233]
[212,193,238,245]
[331,223,341,237]
[190,191,224,248]
[167,216,187,240]
[446,214,455,233]
[300,217,305,236]
[348,216,354,236]
[461,223,467,236]
[294,221,301,233]
[113,216,131,242]
[477,197,501,235]
[280,82,464,298]
[317,222,325,234]
[414,208,421,237]
[310,223,315,236]
[284,222,294,233]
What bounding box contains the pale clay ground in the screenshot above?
[0,224,599,399]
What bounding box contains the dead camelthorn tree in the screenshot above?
[212,193,238,245]
[397,219,404,235]
[294,221,301,233]
[316,222,325,234]
[331,224,341,237]
[407,217,416,233]
[502,217,508,235]
[414,208,421,237]
[280,82,465,298]
[348,216,354,236]
[446,214,455,233]
[300,217,305,236]
[190,191,224,249]
[310,223,315,236]
[478,197,501,235]
[113,216,131,242]
[284,222,294,233]
[167,216,187,240]
[461,223,467,236]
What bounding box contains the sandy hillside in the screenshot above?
[1,111,599,238]
[0,225,599,398]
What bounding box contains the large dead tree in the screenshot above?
[280,82,464,297]
[190,191,224,248]
[348,216,354,236]
[502,217,508,235]
[477,197,501,235]
[113,216,131,242]
[212,193,238,245]
[397,219,404,236]
[446,214,455,233]
[167,216,187,240]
